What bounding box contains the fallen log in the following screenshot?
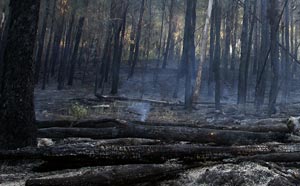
[36,119,126,129]
[37,123,293,145]
[199,123,289,133]
[0,144,263,162]
[237,152,300,163]
[26,164,187,186]
[56,138,161,146]
[36,119,290,133]
[2,143,300,171]
[95,94,180,106]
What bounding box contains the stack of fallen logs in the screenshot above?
[3,118,300,185]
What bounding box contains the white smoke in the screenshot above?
[128,102,151,122]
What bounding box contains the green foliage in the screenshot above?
[69,102,88,119]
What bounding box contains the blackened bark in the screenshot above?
[230,3,238,73]
[255,0,269,110]
[282,2,290,103]
[128,0,145,79]
[26,164,186,186]
[153,0,165,86]
[50,15,65,77]
[0,7,9,86]
[42,0,56,90]
[213,0,222,110]
[67,17,85,86]
[111,1,129,94]
[0,0,40,150]
[34,0,50,84]
[95,4,115,95]
[181,0,197,109]
[162,0,174,69]
[237,0,250,106]
[222,3,232,82]
[127,15,135,66]
[252,9,258,75]
[57,12,76,89]
[268,0,280,116]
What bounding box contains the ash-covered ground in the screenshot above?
[2,66,300,186]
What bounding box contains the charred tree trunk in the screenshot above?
[282,2,290,104]
[230,4,238,88]
[222,2,232,83]
[128,0,145,79]
[245,0,256,102]
[213,0,222,110]
[57,12,76,90]
[255,0,269,111]
[34,0,50,85]
[4,143,300,168]
[162,0,174,69]
[37,124,291,146]
[0,0,40,150]
[50,15,65,78]
[252,5,259,76]
[42,0,56,90]
[268,0,280,116]
[238,0,250,106]
[153,0,165,86]
[127,14,135,67]
[111,1,128,95]
[181,0,197,110]
[26,164,186,186]
[0,7,9,89]
[67,17,85,86]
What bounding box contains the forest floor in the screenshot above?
[2,65,300,185]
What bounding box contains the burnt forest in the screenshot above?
[2,0,300,185]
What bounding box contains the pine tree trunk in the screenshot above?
[50,16,65,77]
[255,0,269,111]
[162,0,174,69]
[238,0,250,106]
[34,0,50,85]
[192,0,214,102]
[268,0,280,116]
[57,12,76,89]
[222,2,231,83]
[208,2,216,96]
[282,2,290,104]
[42,0,56,90]
[67,17,85,86]
[154,0,166,86]
[111,1,128,94]
[213,0,222,110]
[128,0,145,79]
[0,0,40,150]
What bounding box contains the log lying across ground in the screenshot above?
[26,164,187,186]
[95,94,241,106]
[237,152,300,163]
[95,94,180,106]
[56,138,161,146]
[37,123,294,145]
[36,118,290,133]
[36,119,126,129]
[2,143,300,171]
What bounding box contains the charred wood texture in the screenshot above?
[36,121,292,145]
[35,118,290,133]
[26,164,187,186]
[0,0,40,149]
[2,143,300,170]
